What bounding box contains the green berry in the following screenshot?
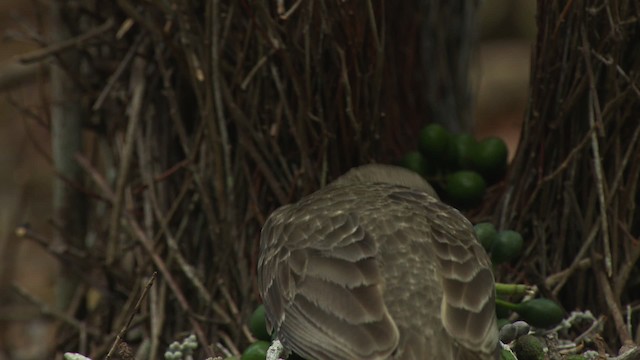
[249,304,270,341]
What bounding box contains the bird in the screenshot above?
[258,164,499,359]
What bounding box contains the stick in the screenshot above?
[105,272,157,359]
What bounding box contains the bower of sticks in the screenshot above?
[7,0,640,358]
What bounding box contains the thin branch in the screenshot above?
[581,26,612,276]
[19,19,114,64]
[106,42,147,264]
[105,272,157,359]
[12,283,101,337]
[594,260,633,346]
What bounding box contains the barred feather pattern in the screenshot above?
[258,165,499,360]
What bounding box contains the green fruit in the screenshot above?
[497,318,510,330]
[241,341,270,360]
[497,298,564,329]
[445,170,486,208]
[472,137,508,183]
[500,349,517,360]
[490,230,524,264]
[249,304,270,341]
[418,124,451,163]
[446,133,478,170]
[400,151,432,176]
[515,298,564,328]
[513,335,544,360]
[474,222,498,252]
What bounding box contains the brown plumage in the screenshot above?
[258,164,499,359]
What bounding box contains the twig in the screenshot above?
[92,35,143,111]
[106,42,147,264]
[539,130,593,184]
[269,62,312,178]
[12,283,101,337]
[105,272,157,359]
[148,277,165,360]
[607,125,640,207]
[239,135,289,204]
[19,19,114,64]
[552,225,600,295]
[545,257,593,288]
[594,259,632,346]
[615,220,640,298]
[581,26,612,277]
[590,50,640,99]
[210,0,235,226]
[240,49,277,90]
[574,315,606,344]
[277,0,302,20]
[12,108,54,177]
[611,347,640,360]
[217,331,241,357]
[0,59,42,90]
[75,155,116,199]
[553,0,575,37]
[336,47,360,140]
[365,0,381,48]
[115,0,165,40]
[218,280,253,341]
[15,224,87,260]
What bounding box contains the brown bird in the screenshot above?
[258,164,499,359]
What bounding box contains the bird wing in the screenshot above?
[385,189,498,359]
[427,200,499,358]
[258,203,399,360]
